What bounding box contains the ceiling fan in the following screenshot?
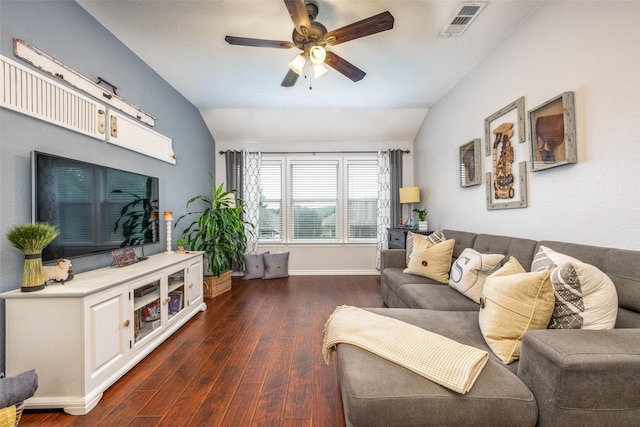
[225,0,394,87]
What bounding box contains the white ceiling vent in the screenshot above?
[441,2,487,36]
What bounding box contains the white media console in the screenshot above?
[1,251,206,415]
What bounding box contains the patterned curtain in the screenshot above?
[376,150,391,269]
[243,151,261,255]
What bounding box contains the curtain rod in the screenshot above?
[218,150,410,155]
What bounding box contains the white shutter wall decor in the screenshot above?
[107,110,176,164]
[13,38,156,127]
[1,54,106,140]
[2,51,176,164]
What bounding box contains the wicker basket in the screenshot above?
[14,402,24,427]
[203,270,232,298]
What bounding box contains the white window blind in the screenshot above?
[258,161,283,241]
[347,161,378,239]
[290,161,338,241]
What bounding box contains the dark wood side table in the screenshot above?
[388,228,430,249]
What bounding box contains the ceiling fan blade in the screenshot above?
[324,11,394,46]
[325,52,366,82]
[225,35,294,49]
[281,69,300,87]
[283,0,312,36]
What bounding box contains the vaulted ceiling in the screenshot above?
[76,0,543,144]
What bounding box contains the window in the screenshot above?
[258,161,283,241]
[346,161,378,240]
[257,155,377,244]
[290,160,338,241]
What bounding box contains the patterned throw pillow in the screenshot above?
[479,257,555,364]
[403,238,455,284]
[531,246,618,330]
[264,252,290,279]
[405,229,446,266]
[449,248,505,303]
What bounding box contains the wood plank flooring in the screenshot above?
[18,275,384,426]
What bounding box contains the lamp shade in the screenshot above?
[399,187,420,204]
[309,45,326,65]
[289,54,306,75]
[313,63,328,78]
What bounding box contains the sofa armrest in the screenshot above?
[518,329,640,427]
[380,249,407,270]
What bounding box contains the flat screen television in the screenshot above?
[32,151,160,262]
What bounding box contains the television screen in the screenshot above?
[32,151,160,262]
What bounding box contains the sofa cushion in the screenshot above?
[449,248,505,303]
[405,229,446,266]
[404,238,455,284]
[398,283,481,311]
[532,246,618,330]
[473,233,539,270]
[479,257,555,364]
[336,308,537,427]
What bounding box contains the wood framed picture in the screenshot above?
[484,96,526,156]
[459,138,481,187]
[529,91,576,172]
[484,97,528,210]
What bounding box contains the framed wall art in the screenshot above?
[484,97,528,210]
[459,138,481,187]
[486,162,529,210]
[484,96,526,156]
[529,91,576,172]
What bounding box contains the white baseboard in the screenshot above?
[288,270,379,276]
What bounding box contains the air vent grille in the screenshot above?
[441,2,487,36]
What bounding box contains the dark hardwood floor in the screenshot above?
[19,275,384,426]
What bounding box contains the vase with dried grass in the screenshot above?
[7,222,59,292]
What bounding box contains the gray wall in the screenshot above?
[0,0,215,372]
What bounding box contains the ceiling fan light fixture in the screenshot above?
[309,45,326,65]
[289,54,306,75]
[313,63,329,78]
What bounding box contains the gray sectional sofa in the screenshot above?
[336,229,640,427]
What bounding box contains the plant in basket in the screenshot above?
[175,173,253,298]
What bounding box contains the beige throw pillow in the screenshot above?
[403,238,455,284]
[406,229,446,266]
[479,257,555,364]
[449,248,505,303]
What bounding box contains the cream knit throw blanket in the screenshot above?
[323,306,489,394]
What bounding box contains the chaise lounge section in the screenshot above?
[335,229,640,426]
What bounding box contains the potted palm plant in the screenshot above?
[175,173,253,298]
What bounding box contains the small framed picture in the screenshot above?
[111,247,139,267]
[459,138,481,187]
[529,91,577,172]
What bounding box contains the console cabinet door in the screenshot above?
[85,286,127,390]
[186,259,203,308]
